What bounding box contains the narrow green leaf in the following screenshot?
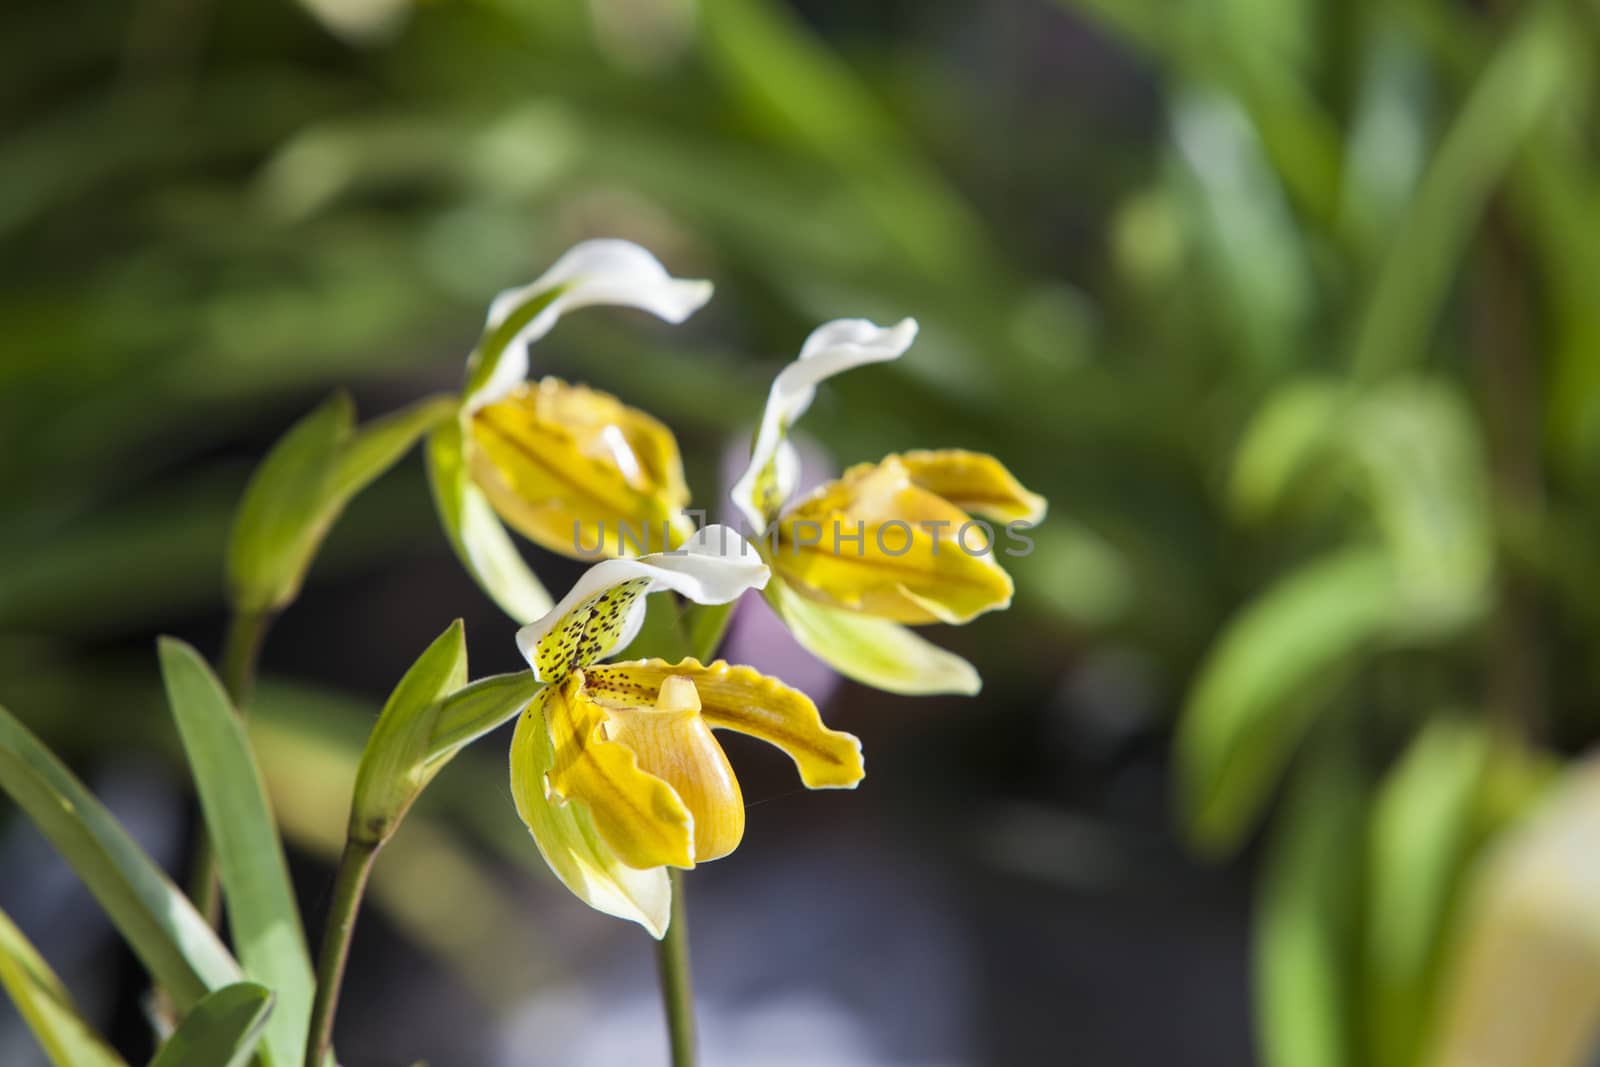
[227,393,354,614]
[0,704,240,1009]
[1177,549,1398,852]
[1365,720,1490,1067]
[148,983,274,1067]
[157,639,312,1067]
[1256,742,1366,1067]
[0,907,128,1067]
[1350,5,1572,378]
[424,421,552,623]
[349,622,469,845]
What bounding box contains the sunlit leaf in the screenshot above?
[157,639,312,1067]
[0,704,240,1009]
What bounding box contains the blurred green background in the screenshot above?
[5,0,1600,1064]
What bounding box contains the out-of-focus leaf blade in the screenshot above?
[147,982,274,1067]
[0,704,240,1008]
[0,907,128,1067]
[1256,741,1365,1067]
[1365,720,1490,1067]
[157,639,312,1067]
[1350,5,1572,378]
[1178,549,1398,852]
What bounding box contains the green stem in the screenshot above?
[304,838,379,1067]
[649,601,735,1067]
[188,609,272,924]
[655,868,698,1067]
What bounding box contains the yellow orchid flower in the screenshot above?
[731,319,1047,696]
[508,526,864,937]
[427,239,712,623]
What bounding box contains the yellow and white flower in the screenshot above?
[508,526,864,937]
[732,319,1046,696]
[428,239,711,622]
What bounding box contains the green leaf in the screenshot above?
[1364,720,1490,1067]
[348,621,470,845]
[228,393,452,614]
[157,639,312,1067]
[0,907,128,1067]
[424,420,552,624]
[1425,757,1600,1067]
[1177,549,1398,853]
[1350,5,1573,378]
[148,983,274,1067]
[0,704,240,1009]
[1256,741,1366,1067]
[227,392,354,614]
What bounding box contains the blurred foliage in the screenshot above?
[5,0,1600,1063]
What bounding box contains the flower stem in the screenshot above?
[304,838,379,1067]
[188,609,272,925]
[650,603,733,1067]
[655,868,698,1067]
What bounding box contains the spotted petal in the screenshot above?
[516,525,769,681]
[464,240,713,410]
[509,688,673,937]
[586,658,865,788]
[731,318,918,532]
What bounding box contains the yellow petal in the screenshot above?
[508,688,672,937]
[588,658,865,790]
[468,378,692,558]
[602,676,746,863]
[891,450,1047,525]
[544,672,696,870]
[773,457,1015,624]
